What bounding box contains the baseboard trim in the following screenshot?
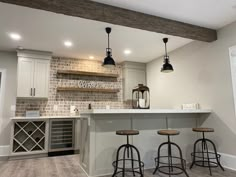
[191,151,236,171]
[219,152,236,171]
[0,145,9,157]
[9,153,48,160]
[79,165,155,177]
[0,156,8,161]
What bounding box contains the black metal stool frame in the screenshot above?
[190,132,224,176]
[112,135,144,177]
[153,135,189,177]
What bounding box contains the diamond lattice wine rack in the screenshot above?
[12,121,46,154]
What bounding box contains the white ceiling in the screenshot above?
[0,2,192,63]
[93,0,236,29]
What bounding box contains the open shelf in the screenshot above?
[12,121,46,154]
[57,70,119,78]
[57,87,120,93]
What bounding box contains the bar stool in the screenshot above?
[112,130,144,177]
[153,130,189,177]
[190,128,224,176]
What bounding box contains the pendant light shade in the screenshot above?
[161,38,173,73]
[102,27,116,67]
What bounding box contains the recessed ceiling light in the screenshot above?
[9,33,21,41]
[124,49,132,55]
[64,41,73,47]
[89,56,94,59]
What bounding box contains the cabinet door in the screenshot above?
[17,57,34,97]
[33,59,50,98]
[124,69,146,100]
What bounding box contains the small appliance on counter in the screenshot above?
[132,84,150,109]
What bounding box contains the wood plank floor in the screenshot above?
[0,155,235,177]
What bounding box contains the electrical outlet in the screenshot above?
[53,105,58,111]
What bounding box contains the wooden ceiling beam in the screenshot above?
[0,0,217,42]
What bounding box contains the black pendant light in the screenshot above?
[102,27,116,67]
[161,38,174,73]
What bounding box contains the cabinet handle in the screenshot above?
[33,88,36,96]
[30,88,33,96]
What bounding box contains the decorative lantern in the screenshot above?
[132,84,150,109]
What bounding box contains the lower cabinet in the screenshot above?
[11,120,48,156]
[11,118,76,157]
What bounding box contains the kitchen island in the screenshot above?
[79,109,211,177]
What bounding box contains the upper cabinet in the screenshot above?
[17,50,52,98]
[122,61,146,101]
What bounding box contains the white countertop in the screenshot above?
[11,109,211,120]
[80,109,212,114]
[11,115,83,120]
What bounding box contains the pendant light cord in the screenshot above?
[165,43,167,57]
[108,33,110,49]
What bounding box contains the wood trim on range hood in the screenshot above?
[0,0,217,42]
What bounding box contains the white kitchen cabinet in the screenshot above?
[122,61,146,100]
[17,57,35,98]
[17,50,51,98]
[34,59,50,97]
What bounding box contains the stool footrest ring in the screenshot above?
[192,160,220,168]
[112,159,144,170]
[154,156,187,176]
[191,152,221,160]
[112,159,144,177]
[191,152,221,168]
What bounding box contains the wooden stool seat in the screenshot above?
[192,128,214,132]
[116,130,139,135]
[158,130,180,136]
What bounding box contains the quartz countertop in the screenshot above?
[11,109,211,120]
[11,115,83,120]
[80,109,212,114]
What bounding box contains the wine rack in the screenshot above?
[12,121,46,154]
[49,119,74,152]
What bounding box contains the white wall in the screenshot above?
[147,21,236,155]
[229,47,236,117]
[0,51,17,153]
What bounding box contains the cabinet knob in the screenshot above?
[33,88,36,96]
[30,88,33,96]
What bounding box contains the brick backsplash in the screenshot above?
[15,57,131,116]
